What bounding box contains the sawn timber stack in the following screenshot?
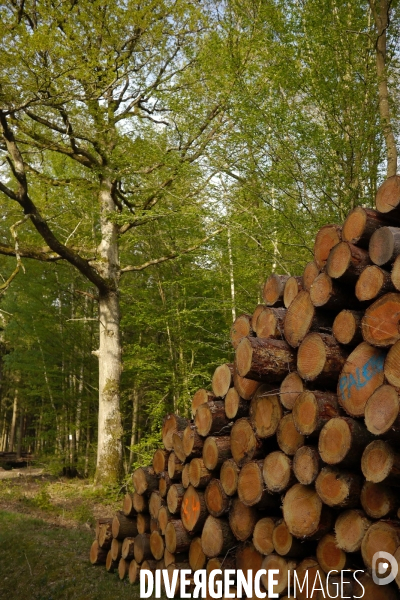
[90,175,400,598]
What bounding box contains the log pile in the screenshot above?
[90,176,400,598]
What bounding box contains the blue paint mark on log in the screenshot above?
[338,353,385,402]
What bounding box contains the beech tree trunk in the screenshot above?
[95,180,123,484]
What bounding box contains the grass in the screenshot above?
[0,476,141,599]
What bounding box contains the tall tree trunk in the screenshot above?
[129,388,140,468]
[94,179,123,484]
[370,0,398,176]
[16,407,24,459]
[227,227,236,322]
[8,389,18,452]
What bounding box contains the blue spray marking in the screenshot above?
[338,353,385,401]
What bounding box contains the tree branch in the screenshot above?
[120,226,226,273]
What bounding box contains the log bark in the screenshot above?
[204,478,230,517]
[157,506,172,536]
[201,515,236,558]
[149,491,165,520]
[112,512,138,540]
[132,466,158,495]
[361,439,400,484]
[202,436,231,471]
[356,265,394,301]
[168,452,183,481]
[334,509,372,553]
[191,389,215,416]
[385,339,400,388]
[167,484,185,515]
[90,540,108,565]
[233,363,260,400]
[165,520,193,553]
[332,309,363,345]
[195,400,231,437]
[150,529,165,559]
[188,458,213,488]
[293,446,322,486]
[284,276,303,308]
[314,224,342,268]
[238,459,280,509]
[272,519,313,558]
[316,532,349,574]
[230,418,264,466]
[292,390,340,436]
[255,307,286,339]
[252,517,277,555]
[180,485,207,533]
[279,372,304,410]
[152,448,169,475]
[326,241,371,283]
[230,313,255,349]
[319,416,373,467]
[235,337,296,382]
[182,425,203,459]
[162,414,189,451]
[282,484,333,540]
[249,385,283,438]
[362,292,400,346]
[229,497,258,541]
[172,433,186,463]
[302,261,320,291]
[132,492,148,513]
[224,387,249,420]
[337,342,386,417]
[128,559,141,584]
[365,384,400,435]
[315,466,362,508]
[121,536,135,560]
[137,513,151,534]
[263,274,290,306]
[220,458,240,496]
[310,272,359,310]
[277,414,305,456]
[342,206,391,247]
[133,533,153,563]
[95,517,113,539]
[159,472,172,498]
[212,364,234,398]
[263,451,294,493]
[188,537,206,571]
[284,290,332,348]
[370,226,400,266]
[361,521,400,571]
[297,333,348,386]
[360,480,397,518]
[261,554,297,596]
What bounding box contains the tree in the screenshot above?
[0,0,231,483]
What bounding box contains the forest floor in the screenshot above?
[0,473,140,599]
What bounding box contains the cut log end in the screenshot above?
[263,451,293,492]
[369,226,400,266]
[316,533,347,574]
[356,265,389,301]
[211,364,233,398]
[332,309,362,345]
[279,372,304,410]
[238,460,264,506]
[309,272,332,307]
[263,274,289,306]
[230,314,253,349]
[220,458,239,496]
[361,440,396,483]
[253,517,276,556]
[376,175,400,214]
[293,446,321,485]
[361,292,400,347]
[361,480,396,519]
[318,418,351,465]
[283,291,315,348]
[303,261,320,291]
[326,241,352,279]
[277,414,305,456]
[229,497,258,541]
[365,384,399,435]
[284,276,303,308]
[314,224,341,268]
[335,509,371,553]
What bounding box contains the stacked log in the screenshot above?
[90,175,400,598]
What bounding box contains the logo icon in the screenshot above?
[372,551,398,585]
